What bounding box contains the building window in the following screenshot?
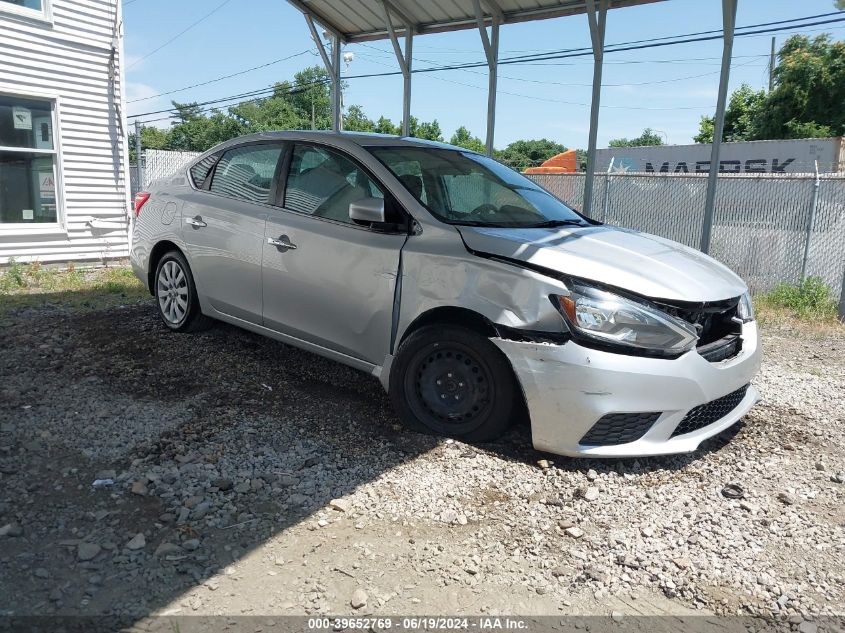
[0,94,59,225]
[0,0,51,21]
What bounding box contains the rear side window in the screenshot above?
[189,153,219,189]
[209,144,283,204]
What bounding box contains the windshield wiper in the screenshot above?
[451,221,521,228]
[521,219,590,228]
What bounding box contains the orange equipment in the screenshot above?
[524,149,577,174]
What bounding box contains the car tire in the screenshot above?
[154,250,212,333]
[389,324,517,443]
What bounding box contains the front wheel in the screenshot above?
[154,250,212,332]
[389,325,517,443]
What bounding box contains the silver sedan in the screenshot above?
[130,131,760,457]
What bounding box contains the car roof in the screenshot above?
[207,130,470,154]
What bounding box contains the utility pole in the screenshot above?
[134,119,143,191]
[768,37,776,92]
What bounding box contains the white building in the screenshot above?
[0,0,130,265]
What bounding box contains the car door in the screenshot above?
[262,142,407,365]
[181,142,283,324]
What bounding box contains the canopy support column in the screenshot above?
[583,0,608,218]
[473,0,500,157]
[382,1,414,136]
[305,13,342,131]
[700,0,737,254]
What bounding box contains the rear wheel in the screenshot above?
[389,325,516,442]
[154,251,212,332]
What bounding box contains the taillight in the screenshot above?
[134,192,151,216]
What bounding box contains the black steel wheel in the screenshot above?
[389,325,517,442]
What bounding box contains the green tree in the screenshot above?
[693,84,766,143]
[128,125,170,161]
[409,116,443,141]
[756,34,845,139]
[494,139,567,171]
[279,66,334,130]
[694,35,845,142]
[228,92,299,132]
[836,0,845,9]
[373,116,400,135]
[449,126,485,153]
[609,128,664,147]
[166,104,244,152]
[343,105,375,132]
[693,117,715,145]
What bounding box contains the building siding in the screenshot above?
[0,0,130,265]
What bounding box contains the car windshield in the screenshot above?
[369,146,591,228]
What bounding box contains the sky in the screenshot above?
[123,0,845,150]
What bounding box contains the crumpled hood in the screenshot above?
[458,224,747,302]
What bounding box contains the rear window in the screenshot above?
[189,153,219,188]
[209,144,283,205]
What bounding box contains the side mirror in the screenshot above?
[349,197,386,224]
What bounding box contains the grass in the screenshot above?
[0,259,149,314]
[754,276,843,332]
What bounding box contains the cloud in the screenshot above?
[125,83,174,128]
[606,84,636,94]
[125,82,160,103]
[123,53,146,71]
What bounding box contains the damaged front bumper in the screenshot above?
[493,322,761,458]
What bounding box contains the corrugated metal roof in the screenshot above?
[287,0,665,43]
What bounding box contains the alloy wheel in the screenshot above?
[157,260,189,325]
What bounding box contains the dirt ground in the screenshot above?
[0,282,843,627]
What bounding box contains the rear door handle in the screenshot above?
[185,216,207,228]
[267,235,297,250]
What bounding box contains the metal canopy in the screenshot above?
[286,0,735,251]
[287,0,662,42]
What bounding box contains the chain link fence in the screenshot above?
[128,149,844,302]
[530,171,845,302]
[130,149,202,197]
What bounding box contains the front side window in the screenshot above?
[0,94,58,225]
[370,147,589,228]
[284,144,384,224]
[209,144,282,204]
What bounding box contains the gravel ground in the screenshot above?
[0,294,843,624]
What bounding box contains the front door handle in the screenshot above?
[267,235,297,250]
[185,216,207,228]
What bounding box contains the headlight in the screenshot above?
[551,284,699,355]
[737,291,754,322]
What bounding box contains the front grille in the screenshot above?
[698,335,742,363]
[656,297,742,348]
[671,384,750,437]
[580,411,661,446]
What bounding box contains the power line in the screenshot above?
[131,77,332,120]
[127,0,232,69]
[495,10,845,65]
[353,51,762,111]
[127,10,840,113]
[127,49,313,103]
[355,48,764,88]
[131,82,327,125]
[127,13,845,123]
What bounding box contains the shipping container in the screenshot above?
[594,137,844,175]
